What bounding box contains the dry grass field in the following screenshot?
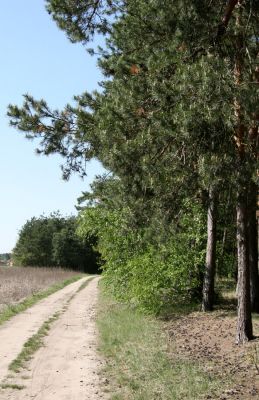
[0,267,80,311]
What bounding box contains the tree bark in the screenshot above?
[236,190,253,343]
[248,183,259,313]
[233,1,253,344]
[217,0,240,38]
[222,0,240,27]
[202,187,217,311]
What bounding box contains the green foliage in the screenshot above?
[13,213,99,273]
[13,213,61,266]
[78,201,206,313]
[45,0,122,44]
[52,217,99,272]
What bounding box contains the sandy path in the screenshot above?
[0,277,106,400]
[0,276,91,383]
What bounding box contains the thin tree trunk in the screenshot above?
[202,187,217,311]
[221,228,227,259]
[234,1,253,344]
[236,189,253,343]
[248,183,259,313]
[220,188,231,267]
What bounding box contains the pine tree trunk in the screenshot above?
[248,183,259,313]
[233,2,253,344]
[202,187,217,312]
[236,190,253,344]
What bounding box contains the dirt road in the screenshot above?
[0,276,106,400]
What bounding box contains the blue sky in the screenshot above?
[0,1,104,252]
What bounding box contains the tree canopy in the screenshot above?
[13,213,100,273]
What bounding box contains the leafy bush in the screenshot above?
[78,201,206,313]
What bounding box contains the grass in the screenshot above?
[9,311,61,373]
[0,274,84,326]
[0,383,25,390]
[97,285,221,400]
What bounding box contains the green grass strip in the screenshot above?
[0,383,25,390]
[0,274,84,326]
[9,312,60,373]
[97,284,222,400]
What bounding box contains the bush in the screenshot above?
[78,201,206,313]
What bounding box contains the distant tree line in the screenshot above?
[0,253,11,262]
[13,213,100,273]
